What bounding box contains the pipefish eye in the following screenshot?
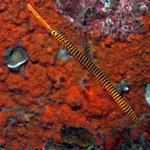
[51,30,58,36]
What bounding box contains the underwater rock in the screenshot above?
[4,45,28,70]
[56,47,71,61]
[145,83,150,105]
[120,135,149,150]
[7,117,18,126]
[60,125,96,148]
[97,131,105,145]
[115,79,130,94]
[43,139,68,150]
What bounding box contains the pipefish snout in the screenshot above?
[27,3,146,130]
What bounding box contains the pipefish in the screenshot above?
[27,4,145,129]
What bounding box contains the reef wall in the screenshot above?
[0,0,150,149]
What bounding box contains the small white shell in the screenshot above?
[4,46,28,69]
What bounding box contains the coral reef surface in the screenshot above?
[0,0,150,150]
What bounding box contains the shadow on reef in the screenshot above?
[43,125,103,150]
[43,124,150,150]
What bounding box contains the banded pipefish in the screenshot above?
[27,4,145,129]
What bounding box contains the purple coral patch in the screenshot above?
[55,0,150,38]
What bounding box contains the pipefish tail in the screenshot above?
[27,4,145,129]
